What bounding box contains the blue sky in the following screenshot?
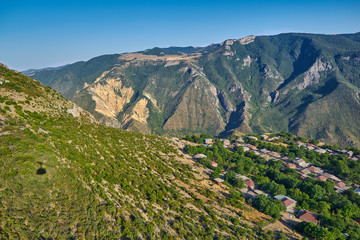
[1,0,359,71]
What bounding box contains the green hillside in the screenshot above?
[0,65,288,239]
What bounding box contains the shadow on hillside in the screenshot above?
[36,162,46,175]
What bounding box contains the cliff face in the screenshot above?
[27,32,360,147]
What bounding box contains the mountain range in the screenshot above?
[25,32,360,147]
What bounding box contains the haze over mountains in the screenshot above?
[26,32,360,147]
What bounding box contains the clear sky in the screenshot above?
[1,0,359,71]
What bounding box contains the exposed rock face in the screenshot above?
[263,66,283,80]
[163,76,226,134]
[239,36,255,45]
[270,91,280,103]
[88,77,134,118]
[298,58,333,90]
[243,56,252,67]
[122,98,150,125]
[218,91,234,112]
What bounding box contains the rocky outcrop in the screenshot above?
[218,91,234,112]
[298,58,333,90]
[163,75,226,134]
[88,77,134,118]
[263,66,283,81]
[239,36,255,45]
[122,98,150,126]
[243,56,253,67]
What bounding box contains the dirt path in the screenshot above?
[263,212,303,239]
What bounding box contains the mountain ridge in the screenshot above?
[25,32,360,147]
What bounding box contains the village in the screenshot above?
[189,134,360,228]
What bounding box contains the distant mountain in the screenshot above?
[26,32,360,147]
[22,64,69,75]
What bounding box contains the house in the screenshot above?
[260,134,269,140]
[306,146,315,151]
[274,195,297,212]
[193,154,207,159]
[243,146,250,152]
[204,138,214,145]
[245,179,255,189]
[315,148,327,154]
[244,191,257,199]
[284,162,296,169]
[247,136,258,140]
[346,151,354,157]
[281,156,290,161]
[301,168,311,175]
[236,174,249,181]
[253,151,261,156]
[282,199,297,212]
[322,172,340,182]
[315,175,328,181]
[355,189,360,195]
[307,166,323,174]
[214,178,224,186]
[254,189,269,197]
[294,158,309,168]
[235,138,244,143]
[210,161,218,168]
[220,139,231,146]
[261,154,271,161]
[246,144,257,150]
[260,148,270,154]
[269,152,281,158]
[298,210,318,224]
[268,137,279,141]
[335,181,346,189]
[297,141,305,146]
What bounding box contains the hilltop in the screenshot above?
[25,32,360,147]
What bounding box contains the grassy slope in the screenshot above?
[0,66,275,239]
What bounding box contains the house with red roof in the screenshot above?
[274,195,297,212]
[306,166,323,174]
[284,162,296,169]
[298,210,318,224]
[315,175,328,181]
[335,181,346,189]
[210,161,218,168]
[244,179,255,189]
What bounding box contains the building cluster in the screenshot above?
[189,134,360,225]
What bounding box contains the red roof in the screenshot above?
[307,166,322,173]
[299,211,318,224]
[282,199,295,207]
[315,175,327,181]
[247,144,257,150]
[284,163,296,169]
[335,181,346,188]
[210,161,218,166]
[245,179,255,187]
